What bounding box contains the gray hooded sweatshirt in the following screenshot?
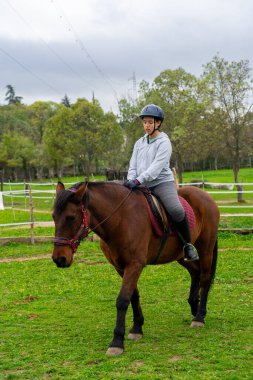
[127,132,174,187]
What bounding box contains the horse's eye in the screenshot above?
[66,215,75,222]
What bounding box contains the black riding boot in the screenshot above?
[174,215,199,261]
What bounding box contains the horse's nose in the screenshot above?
[53,255,67,268]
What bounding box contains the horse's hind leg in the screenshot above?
[128,287,144,340]
[191,239,218,327]
[177,259,200,317]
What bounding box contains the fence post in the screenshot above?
[9,180,15,219]
[201,174,205,190]
[29,184,34,244]
[24,181,28,210]
[0,169,3,191]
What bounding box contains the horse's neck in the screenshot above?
[88,183,125,238]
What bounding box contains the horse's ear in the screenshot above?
[56,181,65,195]
[74,182,88,202]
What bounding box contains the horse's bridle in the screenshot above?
[53,186,133,253]
[53,203,89,253]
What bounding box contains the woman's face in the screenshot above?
[142,117,161,136]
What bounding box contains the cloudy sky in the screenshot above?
[0,0,252,112]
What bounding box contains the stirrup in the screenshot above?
[183,243,199,262]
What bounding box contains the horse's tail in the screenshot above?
[210,238,218,284]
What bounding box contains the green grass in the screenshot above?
[0,237,252,379]
[0,240,102,260]
[0,210,52,224]
[182,167,253,183]
[0,227,54,238]
[218,232,253,248]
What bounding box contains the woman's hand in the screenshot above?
[124,179,140,189]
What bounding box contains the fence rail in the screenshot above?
[0,182,253,241]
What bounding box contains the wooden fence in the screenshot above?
[0,181,253,244]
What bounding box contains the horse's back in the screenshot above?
[178,186,220,238]
[178,186,219,214]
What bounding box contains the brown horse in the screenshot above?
[52,181,220,355]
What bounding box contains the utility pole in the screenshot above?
[128,72,137,103]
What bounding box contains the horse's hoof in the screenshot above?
[128,333,143,341]
[190,321,205,328]
[106,347,124,356]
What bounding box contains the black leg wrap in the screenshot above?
[188,299,200,317]
[110,293,130,348]
[129,316,144,335]
[129,289,144,335]
[110,329,125,349]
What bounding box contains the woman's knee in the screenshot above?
[168,205,185,222]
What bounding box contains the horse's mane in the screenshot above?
[54,181,126,213]
[54,182,85,213]
[88,181,127,198]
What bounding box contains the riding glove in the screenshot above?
[124,179,140,189]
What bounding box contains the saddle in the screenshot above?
[138,187,196,237]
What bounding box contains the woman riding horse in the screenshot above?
[125,104,198,261]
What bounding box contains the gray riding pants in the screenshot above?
[149,181,185,222]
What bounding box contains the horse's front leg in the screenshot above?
[106,263,144,356]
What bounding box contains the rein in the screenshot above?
[54,186,133,253]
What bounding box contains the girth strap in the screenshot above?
[149,234,168,265]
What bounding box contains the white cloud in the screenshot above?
[0,0,253,112]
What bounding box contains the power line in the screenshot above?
[4,0,97,91]
[51,0,119,103]
[0,46,61,95]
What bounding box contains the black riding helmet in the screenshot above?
[139,104,164,137]
[139,104,164,122]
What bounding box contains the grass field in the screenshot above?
[0,169,252,378]
[181,168,253,183]
[0,236,252,380]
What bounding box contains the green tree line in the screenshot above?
[0,55,253,185]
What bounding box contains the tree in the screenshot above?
[61,94,71,108]
[0,132,35,180]
[71,99,105,177]
[43,106,75,179]
[99,112,124,170]
[27,101,60,144]
[203,55,253,201]
[5,85,23,105]
[27,101,60,178]
[0,103,30,138]
[118,98,142,167]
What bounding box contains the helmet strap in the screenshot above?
[150,118,161,135]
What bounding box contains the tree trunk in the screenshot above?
[233,162,244,203]
[57,165,62,182]
[214,156,218,170]
[48,168,54,180]
[176,160,184,186]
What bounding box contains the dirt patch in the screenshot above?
[219,247,252,251]
[27,313,40,319]
[0,254,51,263]
[168,355,182,363]
[0,254,106,265]
[8,208,52,214]
[5,222,54,229]
[0,247,251,264]
[75,258,106,265]
[14,295,38,304]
